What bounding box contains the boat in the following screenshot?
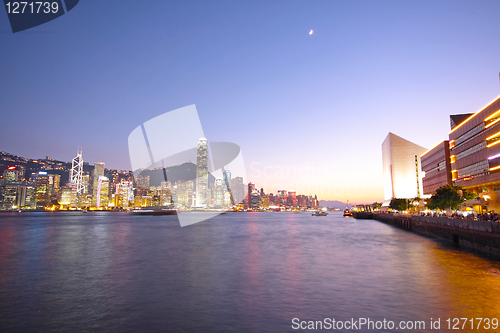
[131,206,177,215]
[343,200,352,216]
[312,210,328,216]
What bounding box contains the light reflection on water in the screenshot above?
[1,211,500,332]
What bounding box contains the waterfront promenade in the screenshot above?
[353,212,500,256]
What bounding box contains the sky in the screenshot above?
[1,0,500,203]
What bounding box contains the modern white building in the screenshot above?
[382,132,427,203]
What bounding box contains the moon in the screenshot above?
[309,30,313,35]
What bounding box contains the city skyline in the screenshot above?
[2,1,500,203]
[0,148,321,210]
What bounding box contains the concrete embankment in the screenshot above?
[353,212,500,256]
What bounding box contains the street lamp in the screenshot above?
[484,195,490,213]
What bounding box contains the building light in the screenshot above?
[489,165,500,172]
[488,153,500,160]
[485,118,500,129]
[449,95,500,134]
[486,131,500,141]
[485,110,500,121]
[421,141,445,157]
[486,140,500,148]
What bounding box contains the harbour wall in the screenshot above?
[352,212,500,256]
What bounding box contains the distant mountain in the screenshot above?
[319,200,354,209]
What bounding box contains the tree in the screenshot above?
[410,196,421,212]
[389,198,407,212]
[372,202,382,210]
[460,189,476,203]
[428,184,472,212]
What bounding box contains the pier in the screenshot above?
[353,212,500,256]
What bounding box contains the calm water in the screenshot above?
[1,211,500,332]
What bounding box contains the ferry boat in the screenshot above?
[312,210,328,216]
[343,200,352,216]
[343,209,352,217]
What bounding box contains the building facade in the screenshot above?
[421,141,452,195]
[448,96,500,211]
[92,162,105,207]
[382,132,427,203]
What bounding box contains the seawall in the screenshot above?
[352,212,500,256]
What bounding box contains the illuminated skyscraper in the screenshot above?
[70,149,84,194]
[249,188,260,210]
[96,176,109,207]
[277,189,287,206]
[248,182,255,199]
[3,166,22,181]
[223,169,231,193]
[59,183,77,207]
[34,172,59,208]
[115,179,133,208]
[195,138,209,208]
[176,180,194,208]
[214,179,224,207]
[231,177,244,204]
[92,162,105,207]
[82,174,90,194]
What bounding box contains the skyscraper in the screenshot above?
[231,177,244,204]
[92,162,105,207]
[70,149,84,194]
[195,138,209,208]
[96,176,109,207]
[34,172,59,208]
[214,178,224,207]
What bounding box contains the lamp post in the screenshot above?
[458,189,463,214]
[484,195,490,214]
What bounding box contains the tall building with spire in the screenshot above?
[70,148,84,195]
[195,138,209,208]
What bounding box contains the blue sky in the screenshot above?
[1,0,500,202]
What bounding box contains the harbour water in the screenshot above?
[1,211,500,332]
